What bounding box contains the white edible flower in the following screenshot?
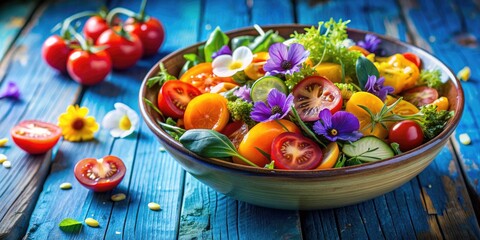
[212,46,253,77]
[102,103,139,138]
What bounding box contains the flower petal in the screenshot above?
[212,55,232,69]
[250,101,272,122]
[268,43,288,64]
[287,43,308,66]
[318,108,333,129]
[232,46,253,70]
[266,89,286,107]
[332,111,360,134]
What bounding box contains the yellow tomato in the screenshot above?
[314,62,342,83]
[316,142,340,169]
[235,120,300,167]
[346,92,392,139]
[244,52,269,80]
[431,97,449,111]
[180,62,236,93]
[385,95,419,116]
[375,54,420,94]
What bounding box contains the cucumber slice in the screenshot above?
[342,136,394,162]
[250,76,288,102]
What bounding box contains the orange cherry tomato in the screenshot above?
[183,93,230,131]
[349,45,370,56]
[236,120,300,167]
[346,92,392,139]
[385,95,419,116]
[180,62,236,93]
[244,52,269,80]
[316,142,340,169]
[431,97,449,111]
[403,52,421,68]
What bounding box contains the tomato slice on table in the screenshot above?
[180,62,236,93]
[157,80,201,119]
[271,132,323,170]
[74,155,126,192]
[292,76,343,121]
[11,120,62,154]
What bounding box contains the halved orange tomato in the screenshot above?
[316,142,340,169]
[180,62,236,93]
[244,52,269,80]
[183,93,230,131]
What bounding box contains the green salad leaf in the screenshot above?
[147,63,176,88]
[204,27,229,62]
[59,218,82,233]
[418,69,443,89]
[356,56,379,89]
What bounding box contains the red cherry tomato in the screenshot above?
[67,49,111,85]
[96,28,143,70]
[83,16,110,42]
[403,52,421,68]
[11,120,62,154]
[389,120,424,152]
[271,132,323,170]
[157,80,201,119]
[74,155,126,192]
[292,76,343,121]
[41,35,72,73]
[401,86,438,107]
[125,17,165,56]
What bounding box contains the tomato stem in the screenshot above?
[59,11,95,39]
[106,7,135,27]
[138,0,148,22]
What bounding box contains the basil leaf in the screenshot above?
[183,53,198,62]
[204,27,229,62]
[355,56,379,89]
[249,30,273,53]
[179,129,237,158]
[179,129,259,167]
[231,35,255,50]
[59,218,82,233]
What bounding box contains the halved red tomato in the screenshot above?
[180,62,236,93]
[11,120,62,154]
[292,76,343,121]
[74,155,126,192]
[157,80,201,118]
[401,86,438,107]
[271,132,323,170]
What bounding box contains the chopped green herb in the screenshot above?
[59,218,82,233]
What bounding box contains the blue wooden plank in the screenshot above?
[0,0,39,63]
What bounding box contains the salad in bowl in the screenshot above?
[139,19,463,209]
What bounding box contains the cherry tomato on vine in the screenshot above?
[271,132,323,170]
[67,49,112,85]
[11,120,62,154]
[125,16,165,56]
[96,28,143,70]
[292,76,343,121]
[157,80,201,119]
[389,120,424,152]
[42,35,72,73]
[74,155,126,192]
[83,15,110,42]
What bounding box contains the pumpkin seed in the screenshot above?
[3,161,11,168]
[0,138,8,147]
[84,218,99,228]
[0,154,7,163]
[111,193,126,202]
[148,202,161,211]
[60,182,72,190]
[459,133,471,145]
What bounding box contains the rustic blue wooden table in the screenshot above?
[0,0,479,239]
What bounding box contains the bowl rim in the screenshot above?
[139,24,464,178]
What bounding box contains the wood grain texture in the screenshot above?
[0,0,102,239]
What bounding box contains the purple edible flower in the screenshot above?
[0,81,20,100]
[234,85,252,102]
[364,75,394,101]
[212,45,232,59]
[250,88,293,122]
[263,43,309,76]
[357,34,381,53]
[313,109,362,142]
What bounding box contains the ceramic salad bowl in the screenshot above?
[139,25,463,210]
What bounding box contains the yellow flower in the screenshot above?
[457,66,471,81]
[58,105,99,142]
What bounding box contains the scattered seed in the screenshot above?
[459,133,471,145]
[111,193,126,202]
[84,218,99,228]
[0,138,7,147]
[159,147,166,152]
[428,184,432,188]
[60,182,72,190]
[115,231,121,235]
[457,66,471,81]
[3,161,11,168]
[0,154,7,163]
[148,202,161,211]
